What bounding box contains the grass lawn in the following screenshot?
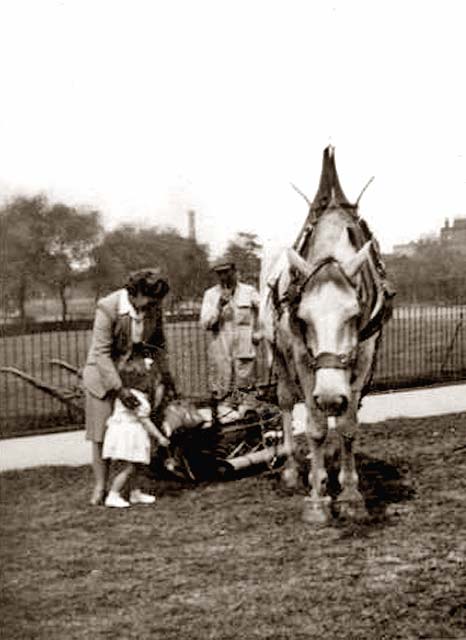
[1,413,466,639]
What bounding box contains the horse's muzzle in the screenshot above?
[313,393,349,416]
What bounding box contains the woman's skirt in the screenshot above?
[85,391,114,443]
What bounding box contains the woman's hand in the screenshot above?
[118,387,140,410]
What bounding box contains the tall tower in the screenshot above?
[187,209,196,241]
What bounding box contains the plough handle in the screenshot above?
[49,359,82,378]
[0,366,83,408]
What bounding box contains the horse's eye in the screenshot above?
[347,312,361,325]
[305,322,317,344]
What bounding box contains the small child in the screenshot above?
[102,353,170,508]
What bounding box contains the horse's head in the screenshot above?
[287,220,372,417]
[262,146,385,417]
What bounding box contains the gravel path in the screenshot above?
[2,383,465,472]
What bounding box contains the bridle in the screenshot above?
[270,216,393,376]
[285,256,361,373]
[305,348,359,372]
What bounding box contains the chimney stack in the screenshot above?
[188,209,196,241]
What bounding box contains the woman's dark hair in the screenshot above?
[125,268,170,299]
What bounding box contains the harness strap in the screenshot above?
[359,285,394,341]
[345,216,395,342]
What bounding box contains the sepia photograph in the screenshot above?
[1,1,465,638]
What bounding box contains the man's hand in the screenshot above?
[219,289,232,307]
[252,330,263,346]
[118,387,140,410]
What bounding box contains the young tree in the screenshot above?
[221,232,262,287]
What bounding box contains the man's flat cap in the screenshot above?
[211,259,236,272]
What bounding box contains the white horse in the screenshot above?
[260,147,392,524]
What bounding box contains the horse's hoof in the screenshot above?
[336,493,368,522]
[281,466,299,489]
[302,496,332,525]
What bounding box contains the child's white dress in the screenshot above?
[102,389,152,464]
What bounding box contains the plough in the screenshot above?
[0,361,286,480]
[0,360,84,422]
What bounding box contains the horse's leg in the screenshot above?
[335,399,368,521]
[302,408,332,524]
[276,376,299,488]
[281,407,299,488]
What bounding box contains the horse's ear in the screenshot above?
[286,249,313,278]
[342,241,371,279]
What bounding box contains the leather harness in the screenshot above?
[271,218,394,373]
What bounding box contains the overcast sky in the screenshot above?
[0,0,465,256]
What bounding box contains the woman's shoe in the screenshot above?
[129,489,156,505]
[90,487,105,506]
[105,491,130,508]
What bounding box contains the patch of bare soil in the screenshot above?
[1,412,465,639]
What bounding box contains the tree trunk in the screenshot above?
[59,286,68,322]
[18,277,27,322]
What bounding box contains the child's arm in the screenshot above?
[138,417,170,448]
[153,383,165,409]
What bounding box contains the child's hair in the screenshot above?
[119,354,152,394]
[118,347,165,402]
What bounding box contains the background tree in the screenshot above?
[90,225,211,303]
[42,204,103,320]
[384,239,466,303]
[221,232,262,287]
[0,196,103,321]
[0,196,48,320]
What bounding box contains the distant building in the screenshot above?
[390,216,466,257]
[440,217,466,253]
[187,210,197,241]
[392,241,417,257]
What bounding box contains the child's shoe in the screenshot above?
[105,491,130,508]
[129,489,156,505]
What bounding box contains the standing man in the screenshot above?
[200,259,260,401]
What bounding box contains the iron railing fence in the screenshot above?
[1,303,466,438]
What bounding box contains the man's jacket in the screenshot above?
[200,282,259,359]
